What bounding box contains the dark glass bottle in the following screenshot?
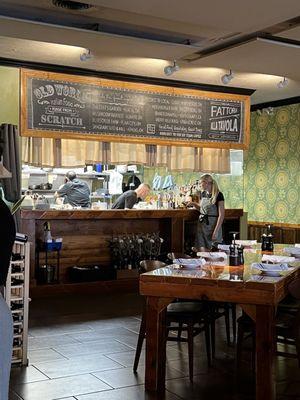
[261,224,274,252]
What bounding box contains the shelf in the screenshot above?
[6,241,30,367]
[11,260,25,265]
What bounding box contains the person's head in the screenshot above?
[65,171,77,182]
[135,183,151,199]
[199,174,219,204]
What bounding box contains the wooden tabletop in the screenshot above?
[140,246,299,305]
[140,245,300,400]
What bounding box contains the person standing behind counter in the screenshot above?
[188,174,225,251]
[54,171,91,208]
[111,183,150,209]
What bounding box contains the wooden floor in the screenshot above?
[9,292,300,400]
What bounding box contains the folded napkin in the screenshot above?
[197,251,227,260]
[262,255,295,263]
[218,244,230,251]
[296,244,300,248]
[233,240,257,247]
[251,262,289,272]
[173,258,206,269]
[283,247,300,258]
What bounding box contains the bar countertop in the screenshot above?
[20,208,243,220]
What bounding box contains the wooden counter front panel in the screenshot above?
[27,217,172,283]
[21,209,243,285]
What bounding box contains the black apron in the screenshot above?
[197,193,222,249]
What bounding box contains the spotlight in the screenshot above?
[164,60,180,76]
[221,69,234,84]
[80,49,92,61]
[277,77,288,89]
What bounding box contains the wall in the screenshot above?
[0,66,19,125]
[244,104,300,224]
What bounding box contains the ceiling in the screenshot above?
[0,0,299,105]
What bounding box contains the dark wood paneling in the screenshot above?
[248,222,300,244]
[21,209,244,288]
[29,278,138,298]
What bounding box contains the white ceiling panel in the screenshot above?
[191,39,300,80]
[88,0,300,32]
[0,1,299,105]
[0,17,197,60]
[280,26,300,40]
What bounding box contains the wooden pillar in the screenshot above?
[255,305,276,400]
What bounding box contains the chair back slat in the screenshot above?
[139,260,166,272]
[167,252,191,261]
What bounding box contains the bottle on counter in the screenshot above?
[229,232,240,266]
[261,224,274,252]
[43,221,52,243]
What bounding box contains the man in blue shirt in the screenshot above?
[54,171,91,208]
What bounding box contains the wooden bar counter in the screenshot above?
[21,208,244,288]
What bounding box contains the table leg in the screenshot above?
[145,296,168,392]
[255,305,276,400]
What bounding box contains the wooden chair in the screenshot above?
[190,247,235,351]
[167,252,192,261]
[237,278,300,368]
[134,259,211,381]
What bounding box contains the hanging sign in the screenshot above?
[21,69,251,149]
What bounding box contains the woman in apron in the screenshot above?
[188,174,225,251]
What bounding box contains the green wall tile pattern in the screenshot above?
[244,104,300,224]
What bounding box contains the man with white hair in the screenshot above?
[111,183,150,209]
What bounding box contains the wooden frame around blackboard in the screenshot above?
[21,68,251,149]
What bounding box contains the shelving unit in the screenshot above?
[35,242,60,284]
[5,241,30,366]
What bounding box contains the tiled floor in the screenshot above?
[9,292,300,399]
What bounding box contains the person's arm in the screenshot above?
[187,201,200,210]
[54,182,69,199]
[212,200,225,241]
[124,192,137,209]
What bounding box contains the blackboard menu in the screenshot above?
[21,70,250,148]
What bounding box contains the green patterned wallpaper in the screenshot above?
[244,104,300,224]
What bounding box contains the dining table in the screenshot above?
[139,245,300,400]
